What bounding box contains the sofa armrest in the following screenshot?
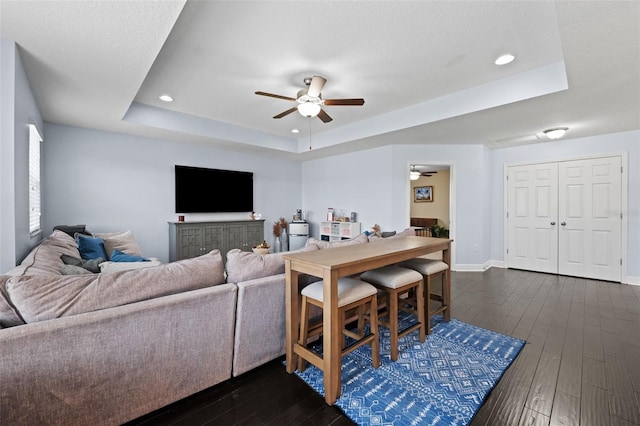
[0,284,237,426]
[233,274,287,376]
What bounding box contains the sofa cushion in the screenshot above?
[305,232,369,250]
[94,230,143,259]
[6,230,81,276]
[225,244,319,284]
[99,258,162,274]
[0,275,25,327]
[109,249,148,262]
[53,224,91,237]
[6,250,225,324]
[76,234,109,260]
[368,227,416,242]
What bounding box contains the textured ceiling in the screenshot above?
[1,0,638,159]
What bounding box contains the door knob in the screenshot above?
[561,222,566,226]
[550,222,556,225]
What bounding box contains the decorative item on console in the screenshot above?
[326,208,334,221]
[272,217,289,252]
[252,240,270,255]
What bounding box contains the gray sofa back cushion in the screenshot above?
[225,244,319,284]
[305,232,369,249]
[6,250,225,324]
[7,230,81,276]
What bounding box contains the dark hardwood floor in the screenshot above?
[126,268,640,426]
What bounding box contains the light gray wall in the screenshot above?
[489,130,640,279]
[302,143,491,269]
[0,39,16,273]
[0,39,43,272]
[302,145,394,237]
[42,123,302,263]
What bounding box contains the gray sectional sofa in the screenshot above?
[0,228,414,425]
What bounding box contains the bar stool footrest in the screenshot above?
[398,322,422,339]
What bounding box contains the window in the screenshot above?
[28,124,42,235]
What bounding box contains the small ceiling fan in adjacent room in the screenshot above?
[255,76,365,123]
[410,165,439,180]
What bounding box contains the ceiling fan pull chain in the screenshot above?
[309,118,312,150]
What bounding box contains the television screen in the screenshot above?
[175,165,253,213]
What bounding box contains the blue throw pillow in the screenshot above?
[76,234,108,260]
[110,249,149,262]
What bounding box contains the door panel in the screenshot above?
[507,163,558,273]
[558,157,621,281]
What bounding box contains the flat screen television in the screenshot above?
[175,165,253,213]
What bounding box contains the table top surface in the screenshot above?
[282,236,452,271]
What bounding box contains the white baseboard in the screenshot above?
[624,275,640,286]
[453,263,490,272]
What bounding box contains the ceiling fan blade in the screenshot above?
[255,91,296,102]
[323,98,365,106]
[273,107,298,119]
[307,76,327,98]
[317,108,333,123]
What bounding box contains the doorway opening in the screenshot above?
[408,163,454,265]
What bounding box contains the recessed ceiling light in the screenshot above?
[495,53,515,65]
[158,94,174,102]
[291,129,300,134]
[543,127,569,139]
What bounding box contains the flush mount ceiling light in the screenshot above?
[297,101,321,118]
[291,128,300,134]
[543,127,569,139]
[495,53,515,65]
[158,94,174,102]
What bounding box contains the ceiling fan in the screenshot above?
[410,165,439,180]
[255,76,365,123]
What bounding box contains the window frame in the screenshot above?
[28,123,42,236]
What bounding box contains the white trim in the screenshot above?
[625,275,640,286]
[454,262,491,272]
[28,123,42,236]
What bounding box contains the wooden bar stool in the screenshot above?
[359,266,425,361]
[399,258,450,333]
[297,278,380,373]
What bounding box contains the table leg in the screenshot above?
[442,243,451,322]
[285,261,299,374]
[323,269,340,405]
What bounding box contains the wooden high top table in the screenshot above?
[283,236,452,405]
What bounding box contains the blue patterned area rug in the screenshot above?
[292,314,525,425]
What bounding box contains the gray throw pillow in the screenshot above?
[60,254,103,273]
[61,265,93,275]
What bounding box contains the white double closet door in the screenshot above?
[506,156,622,282]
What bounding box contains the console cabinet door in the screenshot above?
[225,223,262,252]
[245,222,264,249]
[202,224,225,253]
[176,225,204,260]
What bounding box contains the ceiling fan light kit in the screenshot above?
[297,101,321,117]
[255,75,365,123]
